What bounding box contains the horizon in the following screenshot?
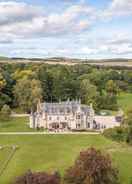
[0,0,132,59]
[1,56,132,60]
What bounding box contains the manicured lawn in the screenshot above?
[0,117,33,132]
[118,92,132,112]
[0,147,12,166]
[0,135,131,184]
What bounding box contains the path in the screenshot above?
[0,132,100,135]
[11,113,29,117]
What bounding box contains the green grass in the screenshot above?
[0,135,131,184]
[117,92,132,112]
[0,147,12,166]
[0,117,32,132]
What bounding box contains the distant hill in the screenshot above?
[0,57,132,69]
[0,56,9,60]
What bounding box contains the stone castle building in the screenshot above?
[30,100,123,131]
[29,100,95,130]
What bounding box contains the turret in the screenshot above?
[90,103,94,116]
[37,99,42,113]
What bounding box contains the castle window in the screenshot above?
[76,115,81,119]
[87,123,90,128]
[57,116,59,120]
[67,108,70,113]
[49,117,52,120]
[76,124,80,128]
[65,117,67,120]
[60,108,64,113]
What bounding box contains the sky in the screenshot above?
[0,0,132,59]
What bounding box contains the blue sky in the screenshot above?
[0,0,132,59]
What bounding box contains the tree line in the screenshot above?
[0,63,132,113]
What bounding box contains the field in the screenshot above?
[0,135,132,184]
[0,117,31,132]
[0,93,131,184]
[1,58,132,69]
[117,93,132,112]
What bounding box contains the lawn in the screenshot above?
[0,146,16,178]
[0,147,12,167]
[117,92,132,112]
[0,135,131,184]
[0,117,33,132]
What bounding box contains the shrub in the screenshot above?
[64,147,120,184]
[0,104,11,121]
[14,170,61,184]
[126,127,132,145]
[103,127,127,142]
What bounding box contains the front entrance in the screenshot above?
[50,122,59,129]
[49,122,69,131]
[60,122,68,129]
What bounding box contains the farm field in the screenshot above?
[0,135,131,184]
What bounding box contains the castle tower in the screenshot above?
[37,99,42,113]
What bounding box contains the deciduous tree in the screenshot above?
[80,79,98,106]
[13,79,42,112]
[15,170,61,184]
[105,80,118,96]
[0,104,11,121]
[64,148,119,184]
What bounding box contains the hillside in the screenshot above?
[0,57,132,69]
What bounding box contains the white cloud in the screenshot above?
[0,1,132,58]
[104,0,132,18]
[0,1,95,39]
[0,1,44,25]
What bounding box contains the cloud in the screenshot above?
[103,0,132,18]
[0,1,132,58]
[0,38,13,44]
[0,1,95,39]
[100,36,132,55]
[0,1,44,25]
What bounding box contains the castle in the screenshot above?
[29,100,122,131]
[29,100,95,130]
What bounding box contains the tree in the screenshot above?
[124,109,132,127]
[124,109,132,144]
[64,148,119,184]
[0,93,11,109]
[37,68,54,101]
[80,79,98,106]
[105,80,118,96]
[15,170,61,184]
[0,73,6,91]
[13,79,42,112]
[0,104,11,121]
[12,69,36,81]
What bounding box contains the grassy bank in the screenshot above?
[0,135,131,184]
[0,117,32,132]
[118,92,132,112]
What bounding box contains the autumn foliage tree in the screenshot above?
[14,170,61,184]
[64,148,119,184]
[13,79,42,112]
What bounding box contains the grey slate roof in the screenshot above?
[41,101,91,115]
